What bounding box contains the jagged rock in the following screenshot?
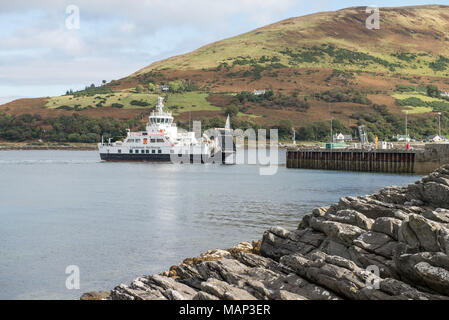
[260,227,325,260]
[399,214,449,253]
[413,181,449,209]
[95,164,449,301]
[319,239,351,260]
[394,249,449,296]
[80,291,110,300]
[326,209,374,230]
[422,208,449,224]
[309,218,364,245]
[280,253,373,300]
[200,278,257,300]
[372,217,402,240]
[234,241,253,251]
[193,291,219,300]
[277,290,308,300]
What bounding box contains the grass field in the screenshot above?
[164,92,221,114]
[401,106,434,114]
[237,112,262,118]
[45,91,159,110]
[45,91,222,114]
[392,93,447,103]
[392,93,448,114]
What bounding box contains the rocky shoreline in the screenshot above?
[83,164,449,300]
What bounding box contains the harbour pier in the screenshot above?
[286,144,449,174]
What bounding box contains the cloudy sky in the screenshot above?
[0,0,447,104]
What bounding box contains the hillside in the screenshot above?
[135,5,449,74]
[2,5,449,142]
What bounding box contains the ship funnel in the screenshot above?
[225,114,230,130]
[157,96,164,112]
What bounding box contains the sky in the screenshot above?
[1,0,448,104]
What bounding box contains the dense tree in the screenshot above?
[224,105,239,118]
[0,112,142,143]
[148,82,157,92]
[277,120,293,139]
[426,84,440,98]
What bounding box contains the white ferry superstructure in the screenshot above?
[98,97,235,164]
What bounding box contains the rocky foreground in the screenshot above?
[87,165,449,300]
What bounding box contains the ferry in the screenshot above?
[98,97,235,164]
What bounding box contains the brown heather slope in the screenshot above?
[2,5,449,136]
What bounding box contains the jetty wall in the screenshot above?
[286,144,449,174]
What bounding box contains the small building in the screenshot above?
[394,134,412,142]
[427,135,448,143]
[159,85,169,92]
[253,89,266,96]
[378,141,392,150]
[440,92,449,98]
[333,133,345,143]
[332,133,352,143]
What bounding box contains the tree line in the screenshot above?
[0,112,142,143]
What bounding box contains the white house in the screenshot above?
[159,85,169,92]
[333,133,345,143]
[427,135,448,143]
[394,134,412,142]
[253,89,266,96]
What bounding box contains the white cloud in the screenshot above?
[0,0,305,99]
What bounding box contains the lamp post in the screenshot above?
[292,127,296,145]
[438,112,442,137]
[405,111,409,143]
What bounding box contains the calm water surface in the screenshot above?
[0,150,420,299]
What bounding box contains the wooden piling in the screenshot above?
[286,149,416,173]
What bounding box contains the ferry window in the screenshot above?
[143,133,148,136]
[158,150,162,154]
[129,150,133,153]
[150,139,156,143]
[118,149,121,154]
[157,139,164,143]
[141,150,145,154]
[152,150,155,154]
[128,139,133,143]
[146,150,149,154]
[135,150,139,153]
[136,139,140,143]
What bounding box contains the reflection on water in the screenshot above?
[0,150,420,299]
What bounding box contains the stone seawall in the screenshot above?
[415,144,449,174]
[84,165,449,300]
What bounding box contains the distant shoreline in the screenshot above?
[0,141,293,151]
[0,142,97,151]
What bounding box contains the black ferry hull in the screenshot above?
[99,152,228,164]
